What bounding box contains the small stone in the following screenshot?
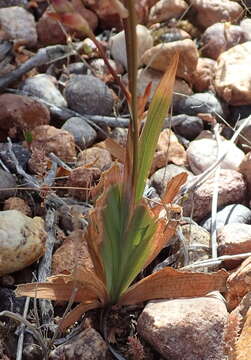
[62,117,97,150]
[111,127,128,146]
[49,328,108,360]
[0,143,30,173]
[0,210,46,276]
[142,39,199,82]
[191,57,216,92]
[187,131,245,174]
[138,296,228,360]
[0,7,37,47]
[0,169,16,201]
[109,25,153,70]
[214,42,251,105]
[77,147,112,171]
[0,94,50,138]
[239,151,251,196]
[31,125,76,162]
[67,166,101,201]
[177,92,226,120]
[4,197,32,217]
[167,114,204,140]
[21,74,67,108]
[183,169,247,222]
[149,0,188,25]
[218,224,251,269]
[89,58,123,77]
[158,28,191,43]
[150,164,193,195]
[236,117,251,152]
[190,0,243,29]
[64,62,88,76]
[64,75,115,116]
[201,23,245,60]
[240,18,251,41]
[202,204,251,232]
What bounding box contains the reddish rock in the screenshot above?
[148,0,188,25]
[31,125,76,162]
[67,166,101,201]
[239,151,251,197]
[138,295,228,360]
[77,147,112,171]
[191,57,216,92]
[0,94,50,139]
[4,197,32,217]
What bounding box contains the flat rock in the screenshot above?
[214,42,251,105]
[77,147,112,171]
[49,328,107,360]
[64,75,115,116]
[0,7,37,47]
[110,24,153,70]
[142,38,199,82]
[183,169,247,222]
[191,57,216,92]
[190,0,243,29]
[138,296,228,360]
[0,169,16,201]
[149,0,188,25]
[62,117,97,149]
[0,210,46,276]
[202,204,251,232]
[187,131,245,174]
[21,74,67,108]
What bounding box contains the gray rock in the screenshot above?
[0,7,37,48]
[178,92,226,120]
[65,62,88,75]
[201,204,251,232]
[165,114,204,140]
[0,143,30,172]
[150,164,193,195]
[0,0,27,7]
[21,74,67,107]
[0,169,16,200]
[64,75,115,116]
[230,104,251,124]
[138,295,228,360]
[62,117,97,149]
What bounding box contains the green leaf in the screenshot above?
[135,55,179,202]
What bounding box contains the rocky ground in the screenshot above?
[1,0,251,359]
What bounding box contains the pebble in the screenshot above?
[138,295,228,360]
[0,169,16,201]
[67,166,101,201]
[21,74,67,108]
[150,163,193,195]
[0,6,37,47]
[0,0,28,6]
[191,0,243,29]
[148,0,188,25]
[77,147,112,171]
[191,57,216,92]
[64,75,115,116]
[187,131,245,174]
[0,143,30,173]
[64,62,88,76]
[62,117,97,150]
[217,224,251,269]
[158,28,191,43]
[183,169,247,222]
[4,197,32,217]
[201,23,245,60]
[142,38,199,82]
[31,125,76,162]
[202,204,251,232]
[0,94,50,138]
[166,114,204,140]
[49,328,107,360]
[177,92,226,120]
[239,151,251,196]
[236,117,251,151]
[109,25,153,70]
[0,210,46,276]
[214,42,251,105]
[240,18,251,41]
[89,58,123,77]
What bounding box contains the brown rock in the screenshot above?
[49,328,108,360]
[31,125,76,162]
[0,94,50,138]
[77,147,112,171]
[218,224,251,269]
[183,169,247,222]
[142,39,199,82]
[191,0,243,29]
[239,151,251,197]
[214,41,251,105]
[201,23,245,60]
[191,57,216,92]
[4,197,32,217]
[67,166,101,201]
[138,296,228,360]
[149,0,188,25]
[226,256,251,311]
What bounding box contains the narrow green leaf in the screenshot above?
[135,55,179,202]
